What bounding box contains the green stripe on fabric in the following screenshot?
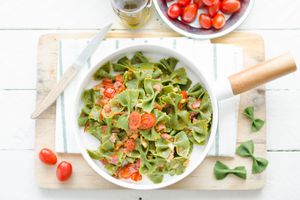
[88,57,91,69]
[59,41,68,153]
[115,40,119,49]
[172,39,177,49]
[213,44,219,156]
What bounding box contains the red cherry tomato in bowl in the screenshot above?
[181,3,198,23]
[212,13,225,29]
[56,161,73,181]
[199,13,212,29]
[202,0,218,6]
[39,148,57,165]
[207,0,220,17]
[193,0,205,8]
[220,0,241,14]
[167,3,182,19]
[177,0,191,7]
[140,113,156,130]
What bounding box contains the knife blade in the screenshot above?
[31,23,112,119]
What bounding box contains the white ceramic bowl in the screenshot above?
[72,44,220,190]
[153,0,255,39]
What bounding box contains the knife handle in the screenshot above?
[31,66,79,119]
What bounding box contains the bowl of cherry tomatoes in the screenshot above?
[153,0,254,39]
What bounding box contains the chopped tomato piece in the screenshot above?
[101,125,107,134]
[103,78,114,89]
[110,154,119,165]
[104,87,116,98]
[180,91,188,99]
[131,172,142,181]
[154,103,163,111]
[114,81,126,93]
[115,75,123,83]
[124,139,136,152]
[100,159,109,165]
[140,113,156,130]
[192,100,201,109]
[129,111,141,131]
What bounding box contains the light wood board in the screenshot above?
[35,31,266,190]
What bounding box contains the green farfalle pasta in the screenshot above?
[243,106,265,132]
[236,140,268,174]
[214,161,247,180]
[78,51,213,184]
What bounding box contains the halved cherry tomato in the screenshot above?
[220,0,240,14]
[102,78,114,89]
[177,0,191,7]
[104,87,116,98]
[39,148,57,165]
[181,3,198,23]
[124,139,136,152]
[194,0,205,8]
[202,0,218,6]
[129,111,141,131]
[167,3,182,19]
[199,13,212,29]
[114,81,126,93]
[56,161,72,181]
[115,74,123,83]
[140,113,156,130]
[118,163,138,179]
[180,90,188,99]
[212,13,225,29]
[131,172,142,181]
[207,0,220,17]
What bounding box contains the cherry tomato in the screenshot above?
[140,113,156,130]
[167,3,182,19]
[207,0,220,17]
[102,78,114,89]
[39,148,57,165]
[220,0,241,14]
[56,161,72,181]
[129,111,141,131]
[202,0,218,6]
[115,75,123,83]
[199,13,212,29]
[113,81,126,93]
[194,0,205,8]
[104,87,116,98]
[212,13,225,29]
[180,91,188,99]
[181,3,198,23]
[177,0,191,7]
[124,139,136,152]
[131,172,142,181]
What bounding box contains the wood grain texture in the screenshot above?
[35,31,266,190]
[229,53,297,95]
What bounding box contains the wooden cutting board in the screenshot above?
[35,31,266,190]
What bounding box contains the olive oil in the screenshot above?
[111,0,151,29]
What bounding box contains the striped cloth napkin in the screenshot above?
[55,37,242,157]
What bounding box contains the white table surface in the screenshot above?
[1,0,300,199]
